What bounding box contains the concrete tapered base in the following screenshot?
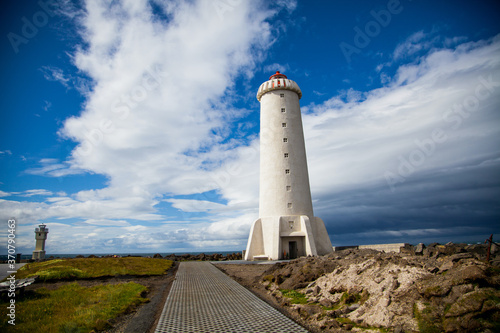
[32,250,46,260]
[245,215,332,260]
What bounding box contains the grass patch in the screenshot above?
[262,274,275,283]
[16,257,173,281]
[320,304,339,311]
[320,290,369,311]
[0,282,148,332]
[336,317,354,324]
[486,290,500,304]
[281,289,309,304]
[413,303,442,333]
[340,291,361,304]
[335,317,389,332]
[31,266,87,281]
[486,266,500,275]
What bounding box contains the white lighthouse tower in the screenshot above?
[32,224,49,260]
[245,71,333,260]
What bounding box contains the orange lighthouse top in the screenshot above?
[269,71,287,80]
[257,71,302,101]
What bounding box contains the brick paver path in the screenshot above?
[155,261,309,333]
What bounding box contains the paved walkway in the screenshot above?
[155,261,309,333]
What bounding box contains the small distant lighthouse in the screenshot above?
[245,71,333,260]
[32,224,49,260]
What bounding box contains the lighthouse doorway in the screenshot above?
[289,241,298,259]
[281,236,306,259]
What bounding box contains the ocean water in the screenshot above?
[0,251,242,261]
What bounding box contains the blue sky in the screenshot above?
[1,0,499,254]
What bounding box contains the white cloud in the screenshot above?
[263,63,290,74]
[0,0,286,253]
[393,30,428,60]
[43,100,52,111]
[79,219,131,227]
[21,189,54,197]
[39,66,71,87]
[166,199,228,213]
[53,0,279,203]
[299,35,500,242]
[25,158,85,177]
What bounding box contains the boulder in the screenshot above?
[319,298,333,308]
[443,284,474,303]
[415,243,425,255]
[457,264,488,284]
[320,319,340,330]
[418,279,452,297]
[439,260,454,272]
[423,244,438,257]
[445,290,486,317]
[449,252,473,262]
[347,303,360,312]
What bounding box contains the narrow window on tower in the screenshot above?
[286,185,291,191]
[281,108,286,113]
[283,138,288,143]
[284,153,289,158]
[287,203,292,208]
[282,123,287,127]
[285,169,290,174]
[280,93,284,98]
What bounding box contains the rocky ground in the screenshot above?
[217,243,500,333]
